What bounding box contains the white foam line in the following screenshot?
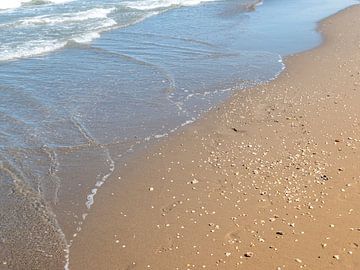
[0,40,67,62]
[181,119,195,127]
[85,148,115,209]
[65,147,115,269]
[63,243,70,270]
[123,0,217,11]
[70,19,117,44]
[154,133,168,139]
[0,0,73,10]
[274,54,286,78]
[19,8,116,26]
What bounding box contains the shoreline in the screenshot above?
[69,4,360,269]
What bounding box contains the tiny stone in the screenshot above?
[244,252,254,258]
[321,175,329,181]
[333,255,340,260]
[149,187,154,191]
[276,231,284,235]
[295,258,302,263]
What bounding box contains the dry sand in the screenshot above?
[69,5,360,270]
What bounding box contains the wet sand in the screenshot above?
[69,5,360,269]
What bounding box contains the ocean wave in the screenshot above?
[123,0,216,11]
[0,0,218,62]
[0,29,116,61]
[0,6,118,61]
[0,21,119,62]
[0,40,67,61]
[0,0,73,10]
[18,8,116,26]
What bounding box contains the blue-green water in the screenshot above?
[0,0,358,268]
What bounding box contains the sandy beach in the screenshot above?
[68,5,360,269]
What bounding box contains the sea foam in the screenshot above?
[0,7,117,61]
[18,8,116,26]
[0,0,73,10]
[123,0,216,11]
[0,40,67,61]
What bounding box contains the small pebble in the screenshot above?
[191,179,199,184]
[244,252,254,258]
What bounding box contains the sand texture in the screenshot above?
[69,5,360,270]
